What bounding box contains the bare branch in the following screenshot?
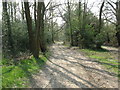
[104,19,116,25]
[107,1,116,11]
[45,0,51,9]
[103,13,116,25]
[54,24,66,34]
[99,1,105,33]
[58,7,68,23]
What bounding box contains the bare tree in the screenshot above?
[24,1,36,57]
[104,0,120,46]
[67,0,73,46]
[116,1,120,46]
[37,2,47,53]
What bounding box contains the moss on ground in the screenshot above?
[2,55,47,88]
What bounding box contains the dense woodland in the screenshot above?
[1,0,120,88]
[2,0,120,58]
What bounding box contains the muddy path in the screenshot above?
[32,43,118,88]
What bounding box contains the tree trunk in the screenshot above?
[34,0,40,58]
[34,0,37,26]
[116,1,120,46]
[37,2,46,53]
[99,1,105,33]
[51,2,54,43]
[78,0,83,48]
[40,2,47,53]
[67,0,73,46]
[24,1,37,58]
[107,33,110,44]
[21,2,25,21]
[96,1,105,49]
[81,0,87,48]
[82,1,87,31]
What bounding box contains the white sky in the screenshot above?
[44,0,102,25]
[0,0,117,25]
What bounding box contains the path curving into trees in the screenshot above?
[32,42,118,88]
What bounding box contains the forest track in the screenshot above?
[32,42,118,88]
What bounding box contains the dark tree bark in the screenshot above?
[21,2,25,21]
[99,1,105,33]
[34,0,37,27]
[34,1,42,58]
[95,1,105,49]
[37,2,47,53]
[24,1,46,58]
[107,33,110,44]
[116,1,120,46]
[24,1,37,57]
[34,1,38,58]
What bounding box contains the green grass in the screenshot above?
[2,55,47,88]
[80,48,119,78]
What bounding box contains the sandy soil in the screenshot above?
[31,42,118,88]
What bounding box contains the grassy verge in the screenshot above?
[80,48,119,78]
[2,55,47,88]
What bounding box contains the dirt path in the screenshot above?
[32,42,118,88]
